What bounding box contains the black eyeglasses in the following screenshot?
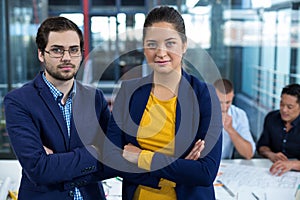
[44,47,83,58]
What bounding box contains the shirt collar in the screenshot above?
[277,110,300,127]
[291,114,300,127]
[42,72,76,101]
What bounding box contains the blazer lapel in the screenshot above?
[34,73,70,149]
[72,82,102,146]
[127,76,153,146]
[127,72,200,156]
[174,71,200,157]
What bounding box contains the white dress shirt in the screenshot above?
[221,105,256,159]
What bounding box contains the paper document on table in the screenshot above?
[102,177,122,200]
[0,177,12,200]
[214,163,300,200]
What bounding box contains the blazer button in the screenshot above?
[69,190,74,197]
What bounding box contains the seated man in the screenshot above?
[214,78,255,159]
[257,83,300,176]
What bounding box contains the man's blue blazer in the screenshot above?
[4,71,114,200]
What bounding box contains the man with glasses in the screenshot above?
[4,16,113,200]
[257,83,300,176]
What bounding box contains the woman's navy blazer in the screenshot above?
[104,70,223,200]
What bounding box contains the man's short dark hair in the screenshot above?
[36,16,84,53]
[281,83,300,105]
[213,78,234,94]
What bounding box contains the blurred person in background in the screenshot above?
[257,83,300,176]
[214,78,255,159]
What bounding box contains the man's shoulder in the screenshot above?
[267,110,279,115]
[6,72,44,97]
[230,104,247,116]
[5,80,35,98]
[265,110,280,119]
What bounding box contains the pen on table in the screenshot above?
[216,180,235,197]
[8,190,18,200]
[214,183,224,187]
[252,192,259,200]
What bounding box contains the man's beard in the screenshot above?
[44,63,77,81]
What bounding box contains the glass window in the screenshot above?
[274,9,291,107]
[1,0,46,158]
[293,9,300,83]
[183,6,211,49]
[258,11,276,108]
[223,9,262,98]
[0,0,8,157]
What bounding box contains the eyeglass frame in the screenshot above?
[43,46,84,58]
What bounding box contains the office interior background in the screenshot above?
[0,0,300,159]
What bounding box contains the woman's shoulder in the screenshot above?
[121,76,151,88]
[117,76,152,100]
[182,70,211,90]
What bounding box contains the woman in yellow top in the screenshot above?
[104,6,223,200]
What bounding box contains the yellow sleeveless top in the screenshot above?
[133,92,177,200]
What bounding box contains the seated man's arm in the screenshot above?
[223,112,254,159]
[269,160,300,176]
[258,146,288,162]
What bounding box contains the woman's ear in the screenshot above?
[182,41,187,54]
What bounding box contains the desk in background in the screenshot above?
[0,160,122,200]
[0,160,21,200]
[221,158,273,167]
[103,159,282,200]
[216,159,300,200]
[1,159,299,200]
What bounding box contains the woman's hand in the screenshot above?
[123,139,204,164]
[123,143,142,164]
[185,139,205,160]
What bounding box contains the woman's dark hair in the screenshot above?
[143,6,187,43]
[281,83,300,104]
[36,16,84,53]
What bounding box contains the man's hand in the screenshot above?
[185,139,205,160]
[222,112,233,132]
[269,160,294,176]
[43,146,53,155]
[268,152,288,163]
[258,146,288,163]
[123,143,142,164]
